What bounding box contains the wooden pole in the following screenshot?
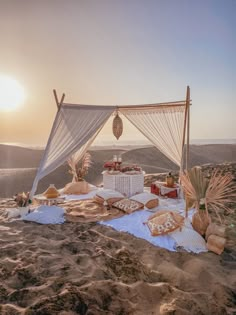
[186,86,190,170]
[181,86,190,171]
[59,93,65,109]
[53,90,65,111]
[53,89,59,109]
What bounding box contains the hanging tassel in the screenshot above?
[112,111,123,140]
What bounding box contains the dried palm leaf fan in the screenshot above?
[180,166,210,235]
[112,111,123,140]
[180,166,236,235]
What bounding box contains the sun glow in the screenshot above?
[0,75,25,111]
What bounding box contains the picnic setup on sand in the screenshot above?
[4,87,235,256]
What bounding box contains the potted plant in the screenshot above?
[64,152,92,194]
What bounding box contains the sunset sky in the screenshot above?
[0,0,235,147]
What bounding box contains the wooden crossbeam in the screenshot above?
[53,89,65,110]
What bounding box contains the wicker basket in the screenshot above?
[63,181,89,195]
[207,234,226,255]
[192,211,211,236]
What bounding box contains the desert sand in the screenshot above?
[0,145,235,314]
[0,195,235,315]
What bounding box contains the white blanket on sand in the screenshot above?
[20,189,206,253]
[100,198,207,253]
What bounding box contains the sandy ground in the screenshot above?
[0,198,235,315]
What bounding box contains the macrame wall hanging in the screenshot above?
[112,111,123,140]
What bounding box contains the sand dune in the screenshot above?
[0,204,235,314]
[0,144,235,197]
[0,159,235,314]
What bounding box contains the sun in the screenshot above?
[0,75,25,111]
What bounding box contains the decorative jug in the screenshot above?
[43,184,60,199]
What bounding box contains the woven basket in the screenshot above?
[207,234,226,255]
[205,223,226,240]
[63,181,89,195]
[112,112,123,140]
[192,211,211,236]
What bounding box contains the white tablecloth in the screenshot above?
[103,173,144,197]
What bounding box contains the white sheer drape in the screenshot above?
[120,106,185,167]
[31,105,115,196]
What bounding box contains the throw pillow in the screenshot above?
[130,192,159,209]
[146,210,184,236]
[112,198,144,214]
[93,189,124,206]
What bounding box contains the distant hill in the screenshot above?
[0,144,235,197]
[0,144,43,168]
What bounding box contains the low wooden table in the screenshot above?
[34,195,65,206]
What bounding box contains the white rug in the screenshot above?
[100,198,207,253]
[18,189,207,253]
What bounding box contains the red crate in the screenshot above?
[151,183,178,198]
[151,183,160,195]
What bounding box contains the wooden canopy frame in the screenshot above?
[52,86,191,171]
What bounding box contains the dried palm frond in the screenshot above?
[205,169,236,222]
[181,166,236,222]
[82,152,92,170]
[188,166,209,201]
[68,152,92,182]
[180,166,209,217]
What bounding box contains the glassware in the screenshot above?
[117,155,122,170]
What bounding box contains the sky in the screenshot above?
[0,0,235,147]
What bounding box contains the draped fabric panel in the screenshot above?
[31,105,115,196]
[120,106,186,167]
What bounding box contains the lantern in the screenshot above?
[112,112,123,140]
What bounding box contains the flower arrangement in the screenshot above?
[103,161,115,171]
[121,165,142,172]
[68,152,92,182]
[14,192,32,207]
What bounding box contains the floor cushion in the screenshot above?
[146,210,184,236]
[112,198,144,214]
[130,192,159,209]
[94,189,124,206]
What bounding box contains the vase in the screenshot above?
[63,181,89,195]
[77,181,89,194]
[192,211,211,236]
